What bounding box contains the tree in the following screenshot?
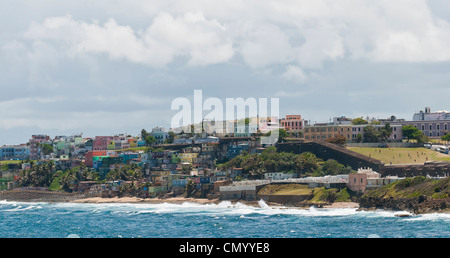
[105,168,123,181]
[141,129,149,140]
[126,167,143,187]
[352,117,368,125]
[145,135,156,146]
[19,161,56,188]
[363,125,379,142]
[320,159,352,175]
[326,135,347,145]
[182,163,193,173]
[402,125,429,143]
[413,130,430,144]
[379,123,393,144]
[185,180,196,197]
[278,129,289,142]
[164,131,176,144]
[296,152,319,174]
[41,143,53,156]
[59,169,77,192]
[356,134,363,143]
[402,125,418,142]
[79,165,99,181]
[442,133,450,142]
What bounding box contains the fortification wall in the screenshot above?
[276,141,450,178]
[276,141,384,172]
[382,163,450,177]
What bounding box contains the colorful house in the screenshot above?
[179,152,199,164]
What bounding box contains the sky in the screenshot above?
[1,0,450,145]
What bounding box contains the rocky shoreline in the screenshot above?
[358,196,450,214]
[1,190,448,214]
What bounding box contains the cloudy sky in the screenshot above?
[1,0,450,145]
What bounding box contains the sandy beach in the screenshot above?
[72,195,360,209]
[0,190,360,209]
[72,196,222,205]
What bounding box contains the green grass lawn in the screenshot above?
[258,184,353,203]
[258,184,315,195]
[347,147,450,164]
[0,160,21,164]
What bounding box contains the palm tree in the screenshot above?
[59,169,77,192]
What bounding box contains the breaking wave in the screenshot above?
[1,199,449,220]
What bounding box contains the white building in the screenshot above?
[264,172,294,180]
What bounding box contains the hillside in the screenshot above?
[257,184,354,205]
[363,176,450,199]
[360,176,450,214]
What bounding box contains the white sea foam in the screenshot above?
[405,212,450,221]
[2,200,449,221]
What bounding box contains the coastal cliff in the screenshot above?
[359,195,450,214]
[358,176,450,214]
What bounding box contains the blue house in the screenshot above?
[119,152,139,163]
[0,145,30,160]
[226,143,250,159]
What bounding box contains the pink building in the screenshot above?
[348,168,381,193]
[93,136,113,151]
[29,135,50,159]
[280,115,303,131]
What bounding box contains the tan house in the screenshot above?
[303,125,352,142]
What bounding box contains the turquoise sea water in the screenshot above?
[0,200,449,238]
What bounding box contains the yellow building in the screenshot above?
[179,152,199,164]
[303,125,352,142]
[128,138,137,148]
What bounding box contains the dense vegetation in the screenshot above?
[18,161,145,192]
[363,176,450,199]
[218,147,353,178]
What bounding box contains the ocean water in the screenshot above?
[0,200,449,238]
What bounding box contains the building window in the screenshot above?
[446,124,448,130]
[429,125,432,131]
[430,132,433,137]
[437,124,440,130]
[421,125,425,131]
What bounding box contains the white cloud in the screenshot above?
[24,13,234,67]
[18,1,450,71]
[239,23,296,68]
[3,0,450,144]
[281,65,306,83]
